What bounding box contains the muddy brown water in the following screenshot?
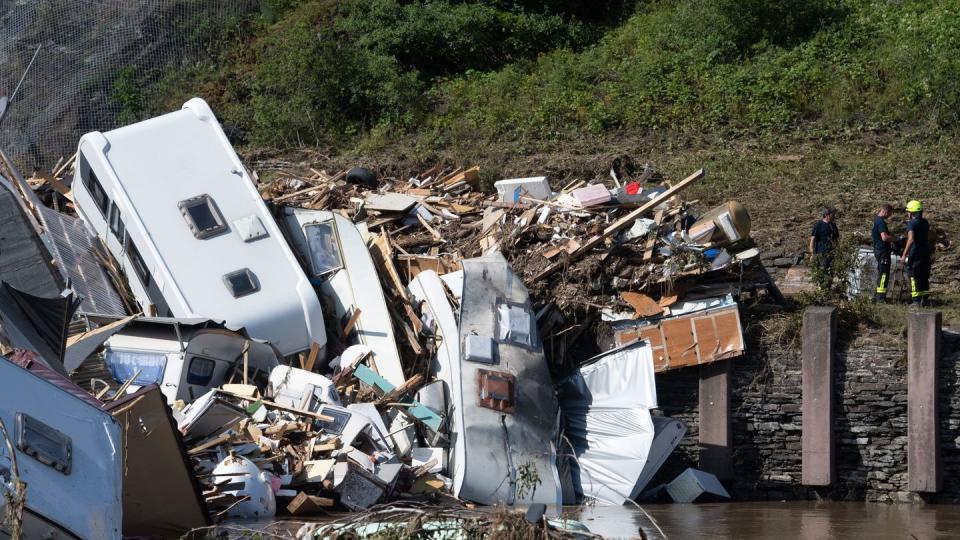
[577,502,960,540]
[233,502,960,539]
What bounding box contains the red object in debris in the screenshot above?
[625,182,641,195]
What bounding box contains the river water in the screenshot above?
[574,501,960,539]
[245,502,960,539]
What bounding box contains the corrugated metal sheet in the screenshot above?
[36,204,126,316]
[67,316,115,390]
[0,180,62,297]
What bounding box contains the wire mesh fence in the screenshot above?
[0,0,256,173]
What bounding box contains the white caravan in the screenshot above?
[71,98,325,357]
[66,317,283,406]
[0,355,123,539]
[281,208,404,386]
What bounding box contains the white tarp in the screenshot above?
[558,341,658,505]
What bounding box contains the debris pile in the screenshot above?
[0,98,768,538]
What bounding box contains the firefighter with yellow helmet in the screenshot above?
[901,200,931,305]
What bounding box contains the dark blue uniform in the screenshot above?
[811,220,839,270]
[906,216,931,303]
[871,215,892,300]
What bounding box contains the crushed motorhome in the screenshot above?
[64,317,283,405]
[0,95,789,536]
[280,207,404,386]
[70,98,325,357]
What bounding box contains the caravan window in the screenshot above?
[223,268,259,298]
[108,202,125,240]
[179,194,227,239]
[105,349,167,386]
[304,221,343,276]
[84,169,110,216]
[186,356,216,386]
[126,238,151,287]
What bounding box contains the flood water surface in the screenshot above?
[577,501,960,540]
[239,502,960,539]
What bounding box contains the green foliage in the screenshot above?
[249,2,423,145]
[111,66,144,124]
[429,0,960,141]
[515,459,542,500]
[144,1,960,148]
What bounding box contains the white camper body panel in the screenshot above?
[408,270,465,495]
[0,358,123,540]
[281,208,404,386]
[71,98,324,357]
[104,324,281,406]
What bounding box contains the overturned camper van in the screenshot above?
[281,207,404,386]
[410,253,561,506]
[65,317,283,406]
[71,98,325,357]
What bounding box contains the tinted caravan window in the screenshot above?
[84,168,110,217]
[186,356,216,386]
[223,268,259,298]
[108,202,125,240]
[178,194,227,239]
[303,221,343,276]
[126,238,151,287]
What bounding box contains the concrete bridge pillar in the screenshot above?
[802,306,836,486]
[908,310,942,493]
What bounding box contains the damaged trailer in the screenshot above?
[71,98,325,357]
[438,252,562,506]
[556,341,683,505]
[280,207,404,386]
[64,317,284,406]
[0,354,123,540]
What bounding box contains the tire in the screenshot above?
[345,167,377,188]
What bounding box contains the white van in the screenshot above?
[71,98,325,357]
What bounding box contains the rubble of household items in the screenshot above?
[0,98,761,538]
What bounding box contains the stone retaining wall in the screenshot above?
[651,330,960,503]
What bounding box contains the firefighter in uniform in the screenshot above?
[901,200,932,305]
[871,204,895,302]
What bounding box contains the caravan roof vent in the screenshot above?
[179,194,228,239]
[223,268,259,298]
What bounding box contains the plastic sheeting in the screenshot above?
[557,341,658,505]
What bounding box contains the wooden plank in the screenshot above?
[439,165,479,189]
[534,169,704,280]
[643,209,665,262]
[370,233,410,303]
[287,492,334,516]
[342,308,363,338]
[269,185,325,203]
[215,390,335,422]
[242,341,250,385]
[304,342,321,372]
[417,213,444,242]
[189,432,233,455]
[621,292,662,318]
